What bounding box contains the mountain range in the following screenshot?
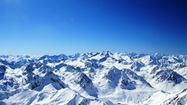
[0,52,187,105]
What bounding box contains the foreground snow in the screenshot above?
[0,52,187,105]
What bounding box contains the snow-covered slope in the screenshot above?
[0,52,187,105]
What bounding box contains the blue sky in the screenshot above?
[0,0,187,55]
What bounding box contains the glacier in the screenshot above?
[0,52,187,105]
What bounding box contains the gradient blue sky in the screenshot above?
[0,0,187,55]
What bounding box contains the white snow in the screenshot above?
[0,52,187,105]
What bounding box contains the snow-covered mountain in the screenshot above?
[0,52,187,105]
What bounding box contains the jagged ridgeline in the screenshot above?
[0,52,187,105]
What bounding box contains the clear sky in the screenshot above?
[0,0,187,55]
